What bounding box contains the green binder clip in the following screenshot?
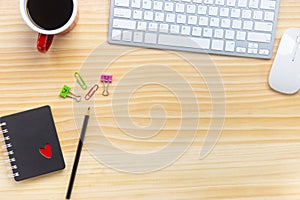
[60,85,81,102]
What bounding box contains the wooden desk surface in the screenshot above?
[1,0,300,199]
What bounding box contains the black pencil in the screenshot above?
[66,107,90,199]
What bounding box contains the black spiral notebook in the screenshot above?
[0,106,65,181]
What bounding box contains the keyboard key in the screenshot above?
[220,8,229,17]
[260,0,276,10]
[253,11,263,19]
[137,21,147,30]
[144,11,154,20]
[159,24,169,33]
[142,0,152,9]
[221,19,231,28]
[225,30,235,39]
[158,34,210,49]
[248,43,259,48]
[248,32,272,43]
[232,20,242,29]
[114,0,129,7]
[243,21,253,30]
[227,0,236,7]
[170,25,180,34]
[231,9,241,18]
[132,0,141,8]
[198,5,207,15]
[165,2,174,12]
[259,49,270,55]
[187,5,196,14]
[122,31,132,41]
[212,40,224,51]
[155,12,164,22]
[199,17,209,26]
[113,19,136,30]
[238,0,247,7]
[153,1,163,10]
[242,10,252,19]
[192,27,202,36]
[248,48,258,54]
[225,41,235,52]
[209,7,219,16]
[204,0,213,4]
[188,16,197,25]
[176,3,185,13]
[215,0,225,5]
[255,22,273,32]
[249,0,259,8]
[148,23,158,32]
[210,18,220,27]
[133,10,142,19]
[112,29,121,40]
[236,47,246,53]
[214,29,224,38]
[203,28,213,37]
[133,32,144,42]
[181,26,191,35]
[166,13,175,22]
[236,31,246,40]
[114,8,132,18]
[145,33,157,44]
[264,12,275,21]
[177,14,187,24]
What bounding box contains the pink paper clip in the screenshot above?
[85,84,99,101]
[100,74,113,96]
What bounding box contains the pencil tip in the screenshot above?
[88,107,90,111]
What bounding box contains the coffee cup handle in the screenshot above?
[37,33,54,53]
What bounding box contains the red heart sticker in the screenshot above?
[39,143,52,159]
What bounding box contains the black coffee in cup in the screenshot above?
[27,0,73,30]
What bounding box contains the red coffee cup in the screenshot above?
[20,0,78,53]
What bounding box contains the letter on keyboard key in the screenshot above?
[114,0,130,7]
[113,19,136,30]
[158,35,210,49]
[248,32,271,43]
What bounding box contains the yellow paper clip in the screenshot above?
[85,84,99,101]
[74,72,87,90]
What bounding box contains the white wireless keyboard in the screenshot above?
[108,0,280,59]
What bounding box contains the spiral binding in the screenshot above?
[8,172,19,178]
[0,129,8,134]
[0,120,20,178]
[7,165,17,170]
[0,136,9,142]
[3,150,14,156]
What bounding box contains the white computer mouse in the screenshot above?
[269,28,300,94]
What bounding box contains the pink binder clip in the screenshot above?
[100,74,113,96]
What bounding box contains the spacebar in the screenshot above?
[158,34,210,50]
